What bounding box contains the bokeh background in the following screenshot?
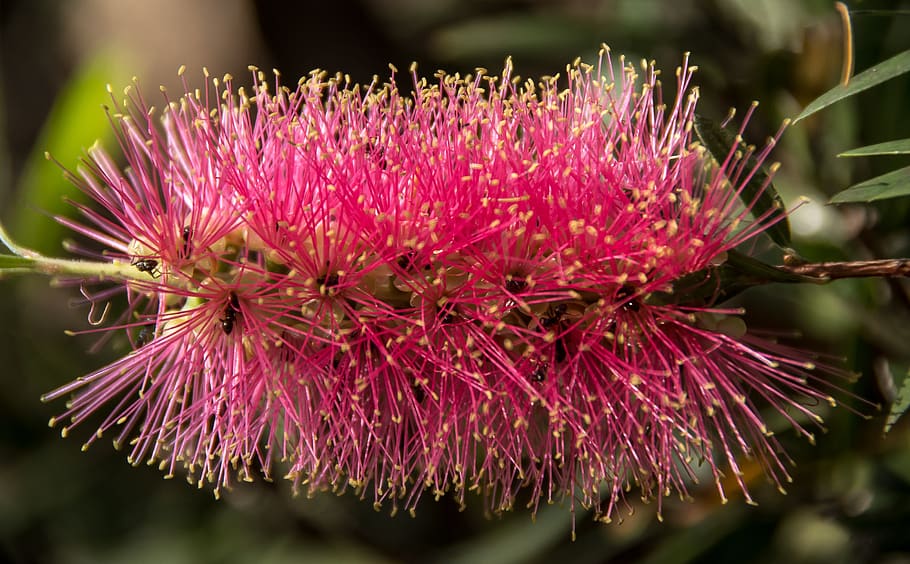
[1,1,909,562]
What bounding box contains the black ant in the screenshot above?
[530,361,548,383]
[181,226,193,259]
[131,257,160,277]
[220,292,240,335]
[504,276,527,294]
[553,338,567,363]
[538,303,571,365]
[539,304,567,329]
[316,271,340,289]
[412,383,427,403]
[617,285,641,312]
[135,326,154,348]
[605,286,643,336]
[316,262,342,296]
[363,138,390,169]
[397,251,416,270]
[396,248,431,271]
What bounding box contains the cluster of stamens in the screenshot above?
[43,47,833,525]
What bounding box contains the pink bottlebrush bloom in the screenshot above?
[45,48,842,524]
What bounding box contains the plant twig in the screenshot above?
[0,221,155,283]
[776,259,910,281]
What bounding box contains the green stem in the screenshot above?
[0,221,155,283]
[34,255,155,281]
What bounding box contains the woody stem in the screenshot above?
[776,259,910,281]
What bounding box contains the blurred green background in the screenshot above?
[1,1,909,562]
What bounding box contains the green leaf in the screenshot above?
[434,501,577,564]
[723,250,814,283]
[884,367,910,435]
[657,250,820,306]
[884,447,910,485]
[693,114,791,247]
[794,48,910,123]
[10,52,129,255]
[707,250,819,301]
[829,166,910,203]
[430,14,599,61]
[839,138,910,157]
[638,506,745,564]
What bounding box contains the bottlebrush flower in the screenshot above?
[43,47,841,525]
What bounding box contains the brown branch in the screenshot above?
[776,259,910,281]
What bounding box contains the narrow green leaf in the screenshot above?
[638,507,745,564]
[658,250,820,306]
[839,138,910,157]
[693,114,791,247]
[794,49,910,123]
[712,250,819,300]
[11,53,129,255]
[884,448,910,485]
[430,14,598,61]
[829,166,910,203]
[884,367,910,435]
[435,501,576,564]
[723,250,816,283]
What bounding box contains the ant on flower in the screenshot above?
[220,292,241,335]
[130,257,160,278]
